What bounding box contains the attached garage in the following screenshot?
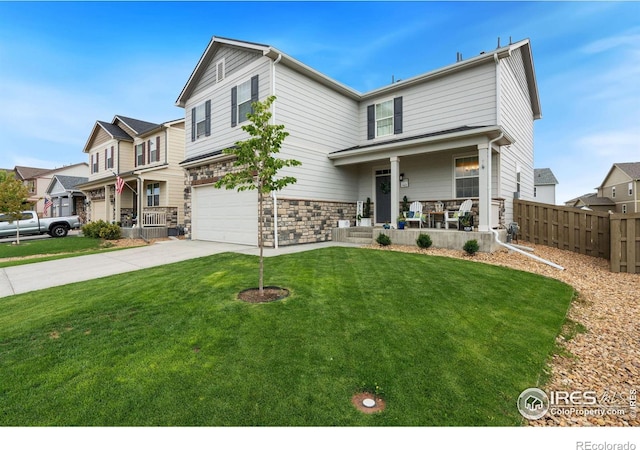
[192,185,258,245]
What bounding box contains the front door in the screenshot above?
[375,172,391,224]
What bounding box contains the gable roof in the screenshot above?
[176,36,541,120]
[615,162,640,180]
[14,166,51,180]
[534,168,558,186]
[46,175,89,195]
[598,161,640,188]
[113,115,161,136]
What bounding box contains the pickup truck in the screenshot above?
[0,211,82,238]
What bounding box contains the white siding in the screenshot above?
[184,57,272,161]
[499,48,536,222]
[192,46,262,97]
[359,62,497,145]
[275,63,360,202]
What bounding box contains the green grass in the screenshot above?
[0,247,574,426]
[0,237,133,268]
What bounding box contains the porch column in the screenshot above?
[114,182,121,224]
[390,156,400,223]
[477,143,491,232]
[137,178,143,228]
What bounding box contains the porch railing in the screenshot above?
[142,211,167,227]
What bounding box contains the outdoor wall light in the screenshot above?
[399,173,404,181]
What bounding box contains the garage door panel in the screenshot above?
[193,186,258,245]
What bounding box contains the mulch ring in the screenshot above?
[351,392,386,414]
[238,286,290,303]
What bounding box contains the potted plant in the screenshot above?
[360,197,372,227]
[401,195,410,215]
[397,215,407,230]
[459,213,473,232]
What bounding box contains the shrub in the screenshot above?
[463,239,479,255]
[82,220,121,240]
[416,233,432,249]
[98,223,121,240]
[376,233,391,247]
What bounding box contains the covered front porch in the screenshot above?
[329,126,514,234]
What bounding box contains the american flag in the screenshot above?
[43,197,52,216]
[116,175,125,195]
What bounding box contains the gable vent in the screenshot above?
[216,59,225,83]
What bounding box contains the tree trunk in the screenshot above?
[258,188,264,297]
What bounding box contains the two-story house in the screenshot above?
[76,115,186,234]
[597,162,640,214]
[533,168,559,204]
[176,36,541,247]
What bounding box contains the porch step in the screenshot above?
[343,226,373,245]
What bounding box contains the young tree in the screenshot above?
[214,96,301,296]
[0,170,30,244]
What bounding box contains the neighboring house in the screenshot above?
[533,168,558,204]
[76,116,186,232]
[565,193,615,212]
[45,175,89,218]
[596,162,640,214]
[14,163,89,215]
[175,36,541,246]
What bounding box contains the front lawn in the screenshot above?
[0,236,133,268]
[0,247,574,426]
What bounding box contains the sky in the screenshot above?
[0,1,638,205]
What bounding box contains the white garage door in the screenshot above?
[192,185,258,245]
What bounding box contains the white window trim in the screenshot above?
[612,186,616,198]
[195,103,207,139]
[146,182,160,207]
[622,204,627,214]
[453,154,480,199]
[135,144,145,166]
[629,182,633,196]
[237,79,252,124]
[375,99,394,138]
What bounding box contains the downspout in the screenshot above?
[271,52,282,248]
[492,228,564,270]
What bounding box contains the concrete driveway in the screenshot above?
[0,239,359,298]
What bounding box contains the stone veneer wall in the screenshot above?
[262,196,356,247]
[183,160,356,246]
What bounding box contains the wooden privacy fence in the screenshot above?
[610,213,640,274]
[513,199,640,273]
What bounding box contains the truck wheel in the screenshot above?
[49,225,68,238]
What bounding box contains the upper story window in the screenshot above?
[148,138,159,163]
[106,146,114,169]
[454,156,479,198]
[612,186,616,198]
[191,100,211,142]
[91,153,99,174]
[367,97,403,140]
[135,143,145,167]
[629,182,633,196]
[622,204,627,214]
[26,180,36,194]
[231,75,259,127]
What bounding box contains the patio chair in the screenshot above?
[444,199,473,229]
[405,201,426,228]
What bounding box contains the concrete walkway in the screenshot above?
[0,239,361,298]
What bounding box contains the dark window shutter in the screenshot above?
[231,86,238,127]
[156,136,161,162]
[250,75,259,103]
[367,105,375,140]
[104,149,107,168]
[110,146,114,168]
[394,96,403,135]
[147,140,151,163]
[191,108,196,141]
[142,142,146,165]
[90,154,94,174]
[205,100,211,136]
